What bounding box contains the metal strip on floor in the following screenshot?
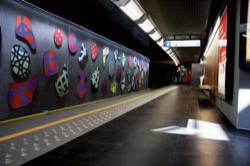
[0,87,176,166]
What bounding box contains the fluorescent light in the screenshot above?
[138,18,154,33]
[164,40,201,47]
[162,46,169,51]
[120,0,144,21]
[166,49,173,55]
[169,53,175,57]
[149,30,161,41]
[157,38,164,46]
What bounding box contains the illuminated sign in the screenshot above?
[164,40,201,47]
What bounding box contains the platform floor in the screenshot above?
[5,86,250,166]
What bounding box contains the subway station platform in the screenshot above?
[1,86,249,166]
[0,86,175,166]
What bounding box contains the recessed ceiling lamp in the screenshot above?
[138,18,155,33]
[169,52,175,58]
[166,49,173,55]
[161,46,169,51]
[149,30,161,41]
[157,38,164,46]
[118,0,144,21]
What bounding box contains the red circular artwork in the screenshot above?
[54,28,63,47]
[68,33,78,54]
[128,56,133,68]
[91,42,99,61]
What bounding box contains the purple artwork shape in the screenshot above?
[43,50,59,77]
[76,72,87,99]
[101,77,108,92]
[7,75,38,109]
[116,65,122,81]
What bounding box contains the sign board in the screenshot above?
[164,40,200,47]
[218,9,227,96]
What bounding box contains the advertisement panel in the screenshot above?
[218,9,227,96]
[245,2,250,62]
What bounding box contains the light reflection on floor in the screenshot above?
[152,119,230,141]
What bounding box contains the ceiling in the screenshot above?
[139,0,213,64]
[25,0,171,62]
[25,0,214,65]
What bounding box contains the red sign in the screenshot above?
[219,10,227,64]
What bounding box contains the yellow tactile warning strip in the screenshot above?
[0,88,165,142]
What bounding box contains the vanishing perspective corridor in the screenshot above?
[25,86,250,166]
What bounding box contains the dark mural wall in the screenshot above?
[0,0,149,120]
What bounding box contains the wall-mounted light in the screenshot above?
[138,18,155,33]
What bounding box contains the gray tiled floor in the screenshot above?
[22,86,250,166]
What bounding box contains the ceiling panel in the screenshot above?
[140,0,212,64]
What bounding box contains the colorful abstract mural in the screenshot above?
[128,56,134,68]
[101,77,108,92]
[120,76,126,92]
[110,81,117,94]
[7,75,38,109]
[55,65,69,97]
[91,42,99,61]
[108,59,115,78]
[116,65,122,81]
[43,50,59,77]
[0,1,150,120]
[102,47,109,67]
[10,45,30,80]
[114,49,122,62]
[76,71,87,99]
[133,56,139,68]
[121,53,126,67]
[68,33,77,54]
[91,67,100,91]
[15,15,37,51]
[79,42,88,69]
[131,75,136,91]
[127,69,132,83]
[54,28,63,47]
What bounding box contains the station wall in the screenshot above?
[0,0,150,120]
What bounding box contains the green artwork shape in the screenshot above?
[120,76,126,92]
[110,81,117,94]
[102,47,109,67]
[114,49,120,61]
[91,67,100,92]
[55,64,69,97]
[121,53,126,67]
